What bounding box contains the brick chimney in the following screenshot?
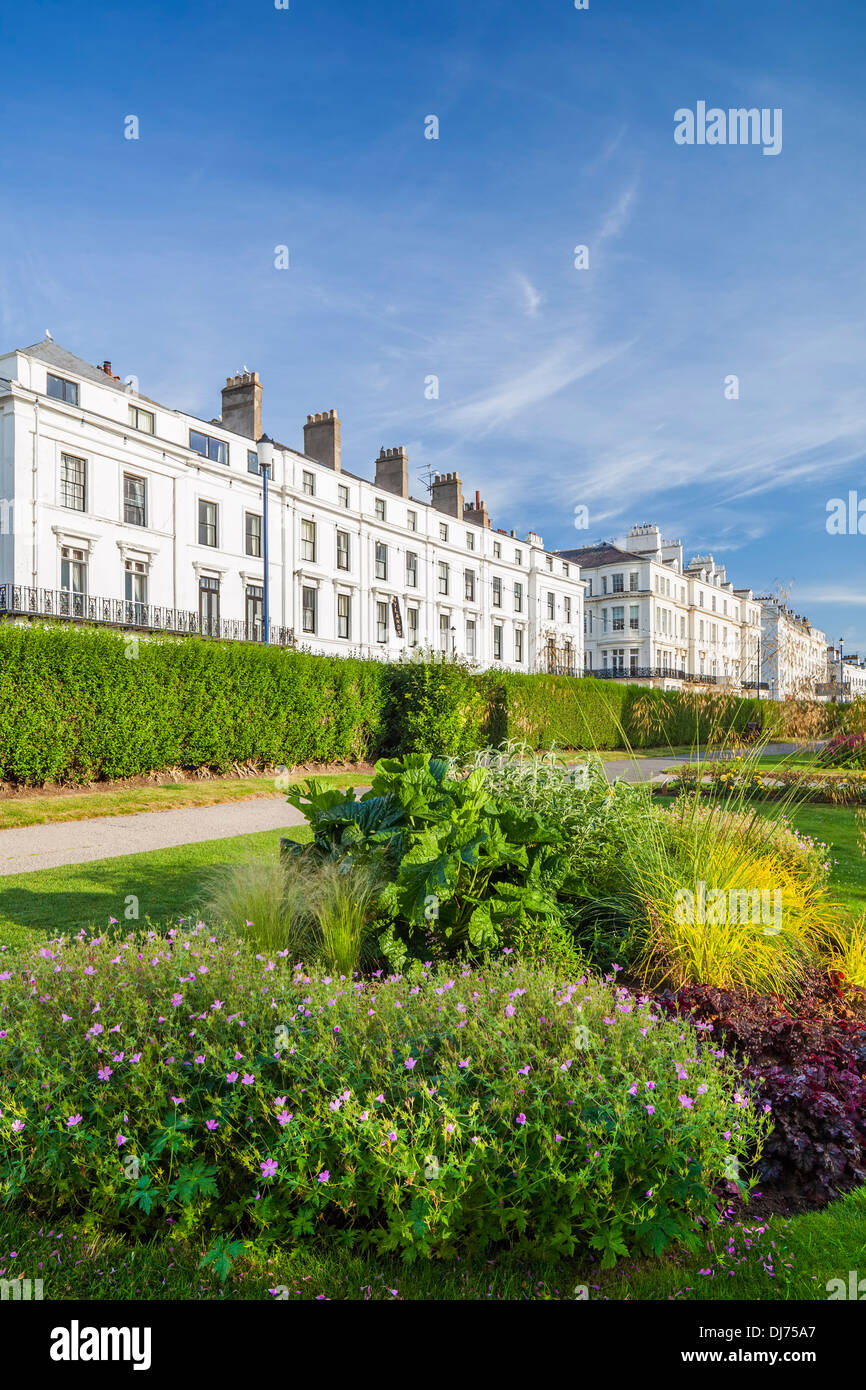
[374,446,408,497]
[221,371,262,440]
[303,410,341,472]
[431,471,464,518]
[463,487,490,529]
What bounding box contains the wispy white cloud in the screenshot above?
[514,272,543,318]
[596,182,638,244]
[443,339,633,437]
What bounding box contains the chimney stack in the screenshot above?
[303,410,341,471]
[431,471,464,518]
[463,487,491,529]
[221,371,262,440]
[374,446,409,497]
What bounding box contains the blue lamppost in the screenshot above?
[257,435,274,645]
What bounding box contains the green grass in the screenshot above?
[1,1185,862,1300]
[0,827,312,950]
[772,801,866,915]
[0,773,364,831]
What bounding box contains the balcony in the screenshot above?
[588,667,720,684]
[0,585,295,648]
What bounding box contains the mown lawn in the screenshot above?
[1,1185,862,1301]
[0,773,364,831]
[0,827,311,950]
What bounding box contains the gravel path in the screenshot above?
[0,743,816,876]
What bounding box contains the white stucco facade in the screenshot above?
[760,600,829,700]
[559,525,763,691]
[0,339,585,672]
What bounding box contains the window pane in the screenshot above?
[124,475,146,526]
[245,513,262,557]
[60,453,86,511]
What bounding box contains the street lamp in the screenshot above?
[256,435,275,645]
[839,636,845,702]
[756,635,761,701]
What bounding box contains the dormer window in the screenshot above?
[47,373,79,407]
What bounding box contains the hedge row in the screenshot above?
[472,671,784,750]
[0,625,387,785]
[0,623,846,786]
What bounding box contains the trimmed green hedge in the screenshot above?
[0,625,387,784]
[0,623,797,785]
[474,671,781,750]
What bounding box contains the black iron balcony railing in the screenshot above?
[585,667,720,684]
[0,585,295,648]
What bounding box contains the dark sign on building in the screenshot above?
[391,595,403,638]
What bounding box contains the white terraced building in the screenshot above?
[759,599,829,700]
[0,338,585,672]
[826,646,866,700]
[558,525,763,691]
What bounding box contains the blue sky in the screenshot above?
[2,0,865,645]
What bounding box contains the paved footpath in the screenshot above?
[598,742,807,784]
[0,797,309,877]
[0,743,811,877]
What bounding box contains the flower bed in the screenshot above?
[819,733,866,770]
[0,930,768,1266]
[661,759,866,805]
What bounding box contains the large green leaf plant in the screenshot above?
[286,754,576,967]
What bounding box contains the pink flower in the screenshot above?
[404,1058,416,1070]
[516,1113,526,1126]
[97,1067,113,1081]
[646,1104,656,1114]
[206,1119,219,1131]
[66,1114,82,1127]
[241,1073,255,1085]
[226,1071,239,1084]
[11,1119,24,1133]
[317,1170,330,1183]
[260,1158,278,1178]
[678,1095,694,1110]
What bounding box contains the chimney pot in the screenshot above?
[220,370,263,439]
[304,409,342,471]
[432,470,464,518]
[374,445,409,497]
